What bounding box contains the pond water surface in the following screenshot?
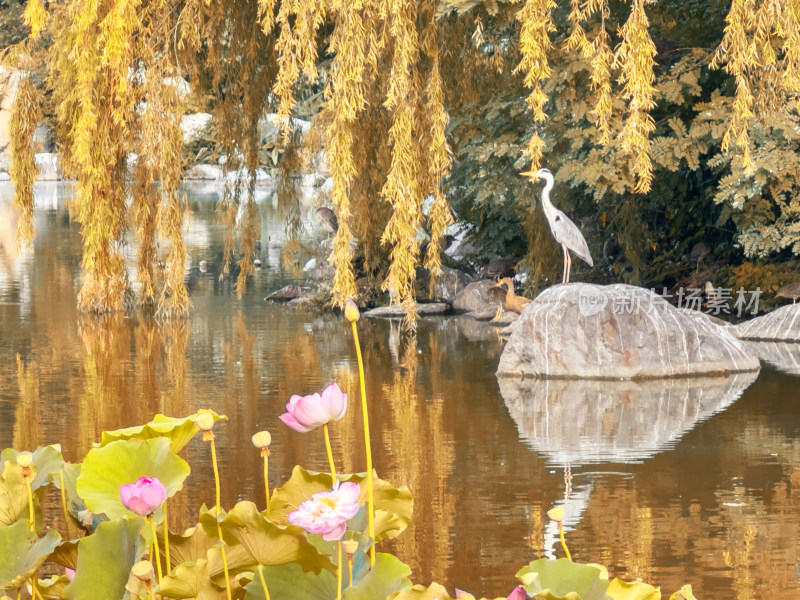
[1,183,800,599]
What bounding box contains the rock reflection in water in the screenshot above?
[498,372,759,465]
[751,341,800,375]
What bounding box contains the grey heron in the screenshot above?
[521,167,593,284]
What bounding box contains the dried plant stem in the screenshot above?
[350,320,375,566]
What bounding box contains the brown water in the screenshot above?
[2,183,800,599]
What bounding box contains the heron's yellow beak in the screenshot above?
[519,170,538,179]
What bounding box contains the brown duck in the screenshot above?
[490,277,531,319]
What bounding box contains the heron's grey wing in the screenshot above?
[552,211,593,267]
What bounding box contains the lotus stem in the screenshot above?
[163,500,171,573]
[322,423,337,482]
[148,516,163,584]
[24,476,35,533]
[257,565,271,600]
[262,449,270,516]
[30,577,44,600]
[207,432,222,509]
[348,553,354,587]
[204,431,232,600]
[558,522,571,560]
[58,471,71,540]
[337,541,342,600]
[350,320,375,566]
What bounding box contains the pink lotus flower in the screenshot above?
[288,481,360,541]
[506,586,527,600]
[65,568,75,581]
[119,476,167,516]
[279,383,347,433]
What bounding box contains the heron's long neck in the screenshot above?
[539,175,557,219]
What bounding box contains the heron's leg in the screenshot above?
[561,246,568,284]
[566,251,571,284]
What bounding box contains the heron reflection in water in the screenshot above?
[520,168,593,284]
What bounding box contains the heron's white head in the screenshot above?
[520,167,552,181]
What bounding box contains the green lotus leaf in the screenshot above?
[243,562,336,600]
[269,467,412,542]
[268,466,335,525]
[199,504,229,539]
[37,574,71,598]
[161,525,216,566]
[62,517,144,600]
[606,579,660,600]
[343,552,412,600]
[77,437,190,521]
[668,585,697,600]
[387,582,453,600]
[0,520,61,589]
[517,559,611,600]
[0,445,65,490]
[157,558,221,599]
[49,539,79,570]
[0,469,32,526]
[100,410,227,453]
[206,543,258,587]
[54,463,87,533]
[221,501,334,572]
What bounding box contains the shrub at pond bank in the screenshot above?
[2,306,697,599]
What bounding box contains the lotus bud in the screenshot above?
[16,451,33,468]
[196,411,215,432]
[342,539,359,556]
[120,476,167,516]
[344,298,360,323]
[547,506,565,523]
[131,560,155,586]
[252,430,271,449]
[16,451,33,477]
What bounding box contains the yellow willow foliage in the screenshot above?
[514,0,556,169]
[274,0,324,122]
[9,74,40,250]
[420,0,454,292]
[614,0,657,193]
[23,0,48,38]
[563,0,613,144]
[589,10,614,145]
[380,0,424,326]
[320,2,376,305]
[712,0,800,170]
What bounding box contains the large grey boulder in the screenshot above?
[497,283,759,379]
[452,279,500,313]
[499,370,758,465]
[430,266,473,305]
[735,304,800,342]
[750,341,800,375]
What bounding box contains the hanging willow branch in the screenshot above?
[514,0,556,169]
